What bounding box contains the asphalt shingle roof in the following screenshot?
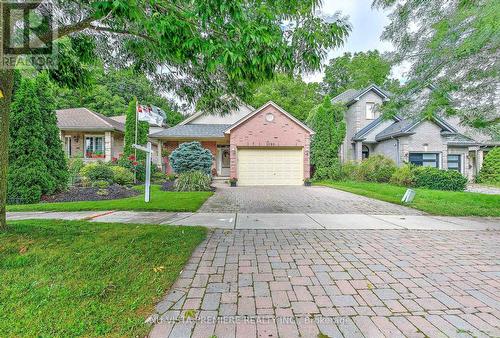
[331,84,391,105]
[331,89,359,103]
[352,116,385,141]
[375,119,417,141]
[149,124,232,138]
[56,108,125,132]
[442,132,479,145]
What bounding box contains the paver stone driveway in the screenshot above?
[149,229,500,338]
[200,184,421,214]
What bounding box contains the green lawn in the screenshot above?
[7,185,212,212]
[0,220,206,337]
[317,181,500,217]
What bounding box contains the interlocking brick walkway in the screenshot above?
[199,185,422,214]
[149,229,500,337]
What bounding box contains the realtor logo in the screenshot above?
[0,0,57,68]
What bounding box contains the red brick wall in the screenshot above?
[163,140,217,174]
[229,104,312,179]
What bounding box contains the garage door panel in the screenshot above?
[237,148,303,186]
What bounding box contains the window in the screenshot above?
[85,136,104,158]
[447,154,461,172]
[366,102,376,119]
[409,153,439,168]
[64,136,72,158]
[362,145,369,159]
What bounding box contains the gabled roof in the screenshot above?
[224,101,315,135]
[352,115,402,141]
[442,132,480,146]
[332,84,391,106]
[179,102,254,125]
[149,124,231,138]
[56,108,125,132]
[375,116,457,141]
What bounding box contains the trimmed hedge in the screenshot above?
[476,147,500,185]
[412,166,467,191]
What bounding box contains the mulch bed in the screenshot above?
[41,184,140,203]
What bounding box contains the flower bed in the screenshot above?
[41,184,140,203]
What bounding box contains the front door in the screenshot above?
[217,145,230,176]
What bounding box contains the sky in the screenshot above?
[304,0,404,83]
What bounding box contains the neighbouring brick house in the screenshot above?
[333,84,498,181]
[57,108,125,162]
[56,108,164,163]
[150,101,314,185]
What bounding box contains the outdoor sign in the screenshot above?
[133,142,153,203]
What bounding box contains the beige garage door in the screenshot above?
[237,148,303,186]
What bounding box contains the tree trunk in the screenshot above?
[0,68,15,230]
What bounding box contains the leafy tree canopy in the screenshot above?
[374,0,500,135]
[322,50,397,97]
[0,0,351,228]
[54,66,185,126]
[248,74,322,122]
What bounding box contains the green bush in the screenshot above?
[358,155,396,182]
[68,158,85,184]
[80,162,114,182]
[476,147,500,185]
[340,161,361,181]
[110,166,134,185]
[151,171,167,184]
[166,174,177,181]
[390,164,415,187]
[174,171,212,192]
[313,160,342,180]
[169,141,213,175]
[413,166,467,191]
[117,155,146,182]
[92,180,110,189]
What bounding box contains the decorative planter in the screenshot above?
[304,181,311,186]
[230,181,237,187]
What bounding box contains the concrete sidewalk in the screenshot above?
[7,211,500,230]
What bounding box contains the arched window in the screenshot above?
[362,145,369,159]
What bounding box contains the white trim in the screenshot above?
[83,134,105,159]
[224,101,315,135]
[353,84,390,102]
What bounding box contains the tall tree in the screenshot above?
[307,97,346,180]
[36,73,69,192]
[7,78,53,204]
[0,0,350,229]
[123,99,150,161]
[373,0,500,134]
[249,74,322,122]
[322,50,394,97]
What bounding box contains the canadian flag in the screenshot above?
[137,104,166,126]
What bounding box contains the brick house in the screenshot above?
[56,108,163,163]
[57,108,126,162]
[333,84,498,180]
[150,101,314,185]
